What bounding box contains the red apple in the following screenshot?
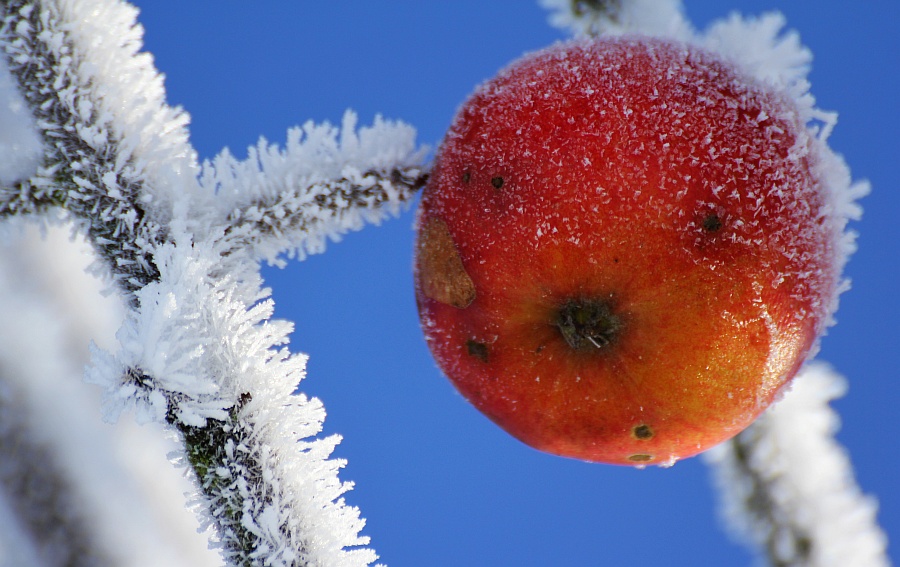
[414,37,838,466]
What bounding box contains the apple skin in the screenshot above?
[414,37,837,466]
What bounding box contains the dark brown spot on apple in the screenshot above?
[466,340,489,363]
[555,299,621,351]
[461,171,471,184]
[702,213,723,232]
[417,217,476,308]
[491,176,504,189]
[632,424,654,440]
[628,454,653,463]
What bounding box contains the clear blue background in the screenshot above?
[132,2,897,565]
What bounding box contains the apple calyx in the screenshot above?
[555,299,622,351]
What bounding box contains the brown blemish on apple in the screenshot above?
[491,176,504,189]
[632,424,654,440]
[466,339,489,363]
[628,454,654,463]
[702,213,723,232]
[417,217,476,308]
[555,299,622,351]
[461,171,471,184]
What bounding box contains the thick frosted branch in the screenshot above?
[50,174,383,566]
[705,365,889,567]
[1,2,411,564]
[86,236,379,566]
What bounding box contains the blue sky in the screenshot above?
[132,2,898,564]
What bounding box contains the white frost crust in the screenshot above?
[86,237,236,426]
[705,364,889,567]
[702,12,810,96]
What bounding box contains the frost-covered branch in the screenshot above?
[205,111,428,264]
[225,166,426,263]
[705,365,890,567]
[0,0,427,564]
[540,0,692,39]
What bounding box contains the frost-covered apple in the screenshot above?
[414,37,840,466]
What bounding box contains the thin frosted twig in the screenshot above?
[705,365,890,567]
[226,165,428,263]
[203,110,428,264]
[539,0,692,39]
